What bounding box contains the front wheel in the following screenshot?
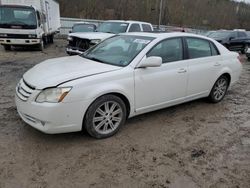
[208,75,229,103]
[37,40,44,51]
[84,95,127,139]
[241,44,248,54]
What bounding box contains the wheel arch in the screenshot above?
[220,72,231,85]
[82,92,132,130]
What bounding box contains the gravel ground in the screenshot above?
[0,40,250,188]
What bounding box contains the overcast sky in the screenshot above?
[235,0,250,3]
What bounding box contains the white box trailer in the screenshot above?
[0,0,60,50]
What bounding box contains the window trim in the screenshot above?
[146,37,185,64]
[184,37,220,59]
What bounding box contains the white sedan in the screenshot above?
[15,33,242,138]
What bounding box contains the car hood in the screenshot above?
[69,32,115,40]
[23,56,122,89]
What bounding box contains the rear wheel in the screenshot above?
[84,95,127,139]
[3,45,11,51]
[208,75,229,103]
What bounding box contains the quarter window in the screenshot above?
[210,42,219,56]
[186,38,212,59]
[142,24,152,32]
[129,24,141,32]
[147,38,183,63]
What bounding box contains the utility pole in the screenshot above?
[158,0,163,29]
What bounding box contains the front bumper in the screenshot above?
[15,94,91,134]
[0,38,41,45]
[66,46,84,55]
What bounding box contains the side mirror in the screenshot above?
[138,56,162,68]
[229,37,235,40]
[69,30,72,33]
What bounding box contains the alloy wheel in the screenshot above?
[93,101,123,135]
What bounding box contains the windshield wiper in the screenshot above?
[82,55,105,63]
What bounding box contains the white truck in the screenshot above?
[0,0,60,51]
[66,20,154,55]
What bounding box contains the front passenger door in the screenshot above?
[134,37,188,113]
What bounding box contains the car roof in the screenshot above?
[121,32,214,40]
[104,20,152,25]
[74,22,96,25]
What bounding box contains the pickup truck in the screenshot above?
[66,20,153,55]
[209,30,250,54]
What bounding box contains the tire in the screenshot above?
[208,75,230,103]
[50,35,54,44]
[37,40,44,51]
[3,45,11,51]
[84,95,127,139]
[241,44,248,54]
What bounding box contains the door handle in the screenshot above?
[214,62,221,66]
[178,68,187,73]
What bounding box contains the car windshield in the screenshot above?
[96,22,129,34]
[0,6,37,29]
[72,24,96,33]
[209,31,232,38]
[81,35,154,67]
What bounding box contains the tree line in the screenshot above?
[57,0,250,30]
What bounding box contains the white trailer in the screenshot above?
[0,0,60,50]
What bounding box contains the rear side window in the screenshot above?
[147,38,183,63]
[129,24,141,32]
[142,24,152,32]
[186,38,212,59]
[237,32,247,38]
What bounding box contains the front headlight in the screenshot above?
[90,39,101,44]
[36,87,72,103]
[28,34,37,39]
[67,36,73,41]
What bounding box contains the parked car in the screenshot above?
[209,30,250,54]
[69,22,97,34]
[0,0,60,51]
[66,20,154,55]
[205,31,216,37]
[246,31,250,59]
[16,33,242,139]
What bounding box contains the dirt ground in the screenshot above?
[0,40,250,188]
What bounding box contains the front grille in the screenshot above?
[0,34,32,39]
[68,37,91,52]
[16,79,35,101]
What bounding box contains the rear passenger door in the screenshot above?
[185,37,222,98]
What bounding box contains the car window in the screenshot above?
[147,38,183,63]
[142,24,152,32]
[237,31,247,38]
[186,38,212,59]
[210,42,220,56]
[129,24,141,32]
[230,32,237,39]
